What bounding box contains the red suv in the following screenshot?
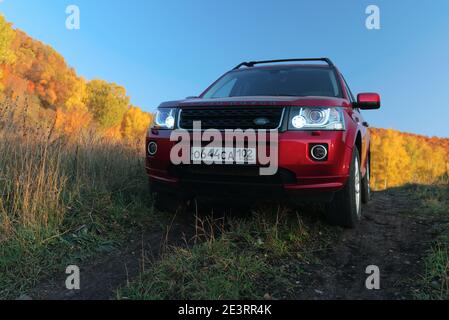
[146,58,380,228]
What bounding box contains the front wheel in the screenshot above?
[361,156,371,204]
[325,147,362,228]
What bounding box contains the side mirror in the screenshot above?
[356,93,381,110]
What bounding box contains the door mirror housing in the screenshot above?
[356,93,381,110]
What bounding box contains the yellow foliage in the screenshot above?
[371,128,448,190]
[65,77,87,112]
[121,106,152,142]
[84,79,130,128]
[0,15,15,65]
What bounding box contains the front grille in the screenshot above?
[168,165,297,186]
[179,107,284,130]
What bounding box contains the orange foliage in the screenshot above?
[7,30,79,109]
[55,108,92,137]
[102,124,123,142]
[121,106,153,142]
[1,17,151,143]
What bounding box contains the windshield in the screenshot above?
[202,67,342,99]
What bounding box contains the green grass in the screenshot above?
[425,235,449,299]
[118,206,336,300]
[416,225,449,300]
[119,240,269,300]
[409,184,449,216]
[410,184,449,300]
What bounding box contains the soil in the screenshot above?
[31,219,195,300]
[29,189,441,300]
[294,188,440,300]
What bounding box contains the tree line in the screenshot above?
[370,128,448,190]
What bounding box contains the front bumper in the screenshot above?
[146,130,353,202]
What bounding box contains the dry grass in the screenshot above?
[0,98,151,298]
[0,98,143,238]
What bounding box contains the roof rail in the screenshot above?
[233,58,335,70]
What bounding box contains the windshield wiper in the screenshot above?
[265,94,308,97]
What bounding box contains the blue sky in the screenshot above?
[1,0,448,137]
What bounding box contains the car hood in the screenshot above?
[159,96,350,108]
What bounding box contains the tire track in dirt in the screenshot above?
[294,189,438,299]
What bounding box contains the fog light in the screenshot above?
[148,141,158,156]
[310,144,328,161]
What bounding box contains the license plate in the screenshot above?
[191,147,256,164]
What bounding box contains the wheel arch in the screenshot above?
[354,131,362,156]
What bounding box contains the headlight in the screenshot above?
[288,107,345,130]
[152,108,176,129]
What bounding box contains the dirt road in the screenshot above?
[30,189,439,300]
[294,189,437,299]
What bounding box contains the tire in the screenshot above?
[361,156,371,204]
[325,147,362,228]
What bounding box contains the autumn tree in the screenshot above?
[370,128,448,190]
[65,76,87,112]
[0,16,16,94]
[84,80,130,128]
[0,16,15,65]
[371,129,411,189]
[121,106,152,141]
[2,28,80,111]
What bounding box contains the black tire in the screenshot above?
[325,147,362,228]
[361,156,371,204]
